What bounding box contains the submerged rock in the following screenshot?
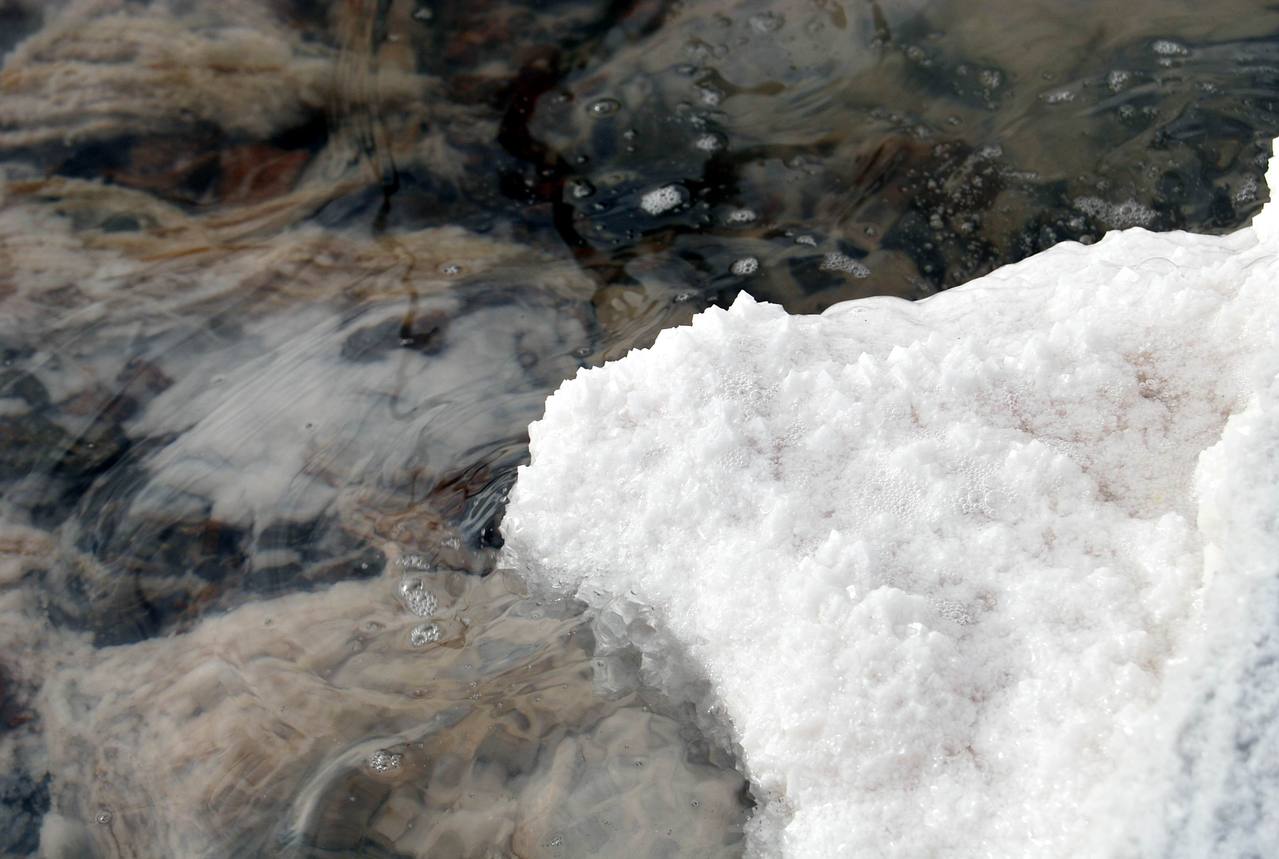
[24,569,751,858]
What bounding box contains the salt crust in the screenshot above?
[504,144,1279,856]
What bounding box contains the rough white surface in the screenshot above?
[504,147,1279,856]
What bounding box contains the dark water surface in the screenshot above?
[1,0,1277,856]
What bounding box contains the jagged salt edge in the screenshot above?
[501,140,1279,857]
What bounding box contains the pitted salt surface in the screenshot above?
[503,146,1279,856]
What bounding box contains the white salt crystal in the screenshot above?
[504,142,1279,857]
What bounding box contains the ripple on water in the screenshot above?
[2,0,1279,854]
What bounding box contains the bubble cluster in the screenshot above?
[1151,39,1189,56]
[819,253,870,278]
[368,750,403,773]
[640,184,689,216]
[398,577,438,617]
[409,622,440,646]
[730,257,759,276]
[693,133,725,153]
[1074,196,1156,229]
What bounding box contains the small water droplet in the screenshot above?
[95,810,112,825]
[440,263,462,276]
[568,179,595,199]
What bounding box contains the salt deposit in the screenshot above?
[504,144,1279,856]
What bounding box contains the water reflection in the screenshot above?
[1,0,1278,855]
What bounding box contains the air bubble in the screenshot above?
[568,179,595,199]
[398,578,438,617]
[725,208,757,224]
[369,750,403,772]
[410,623,441,647]
[731,257,760,276]
[588,98,621,117]
[640,184,689,215]
[95,810,113,825]
[440,263,462,276]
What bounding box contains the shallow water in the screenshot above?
[1,0,1278,856]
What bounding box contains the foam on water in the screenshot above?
[503,144,1279,856]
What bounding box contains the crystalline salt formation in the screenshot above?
[503,142,1279,856]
